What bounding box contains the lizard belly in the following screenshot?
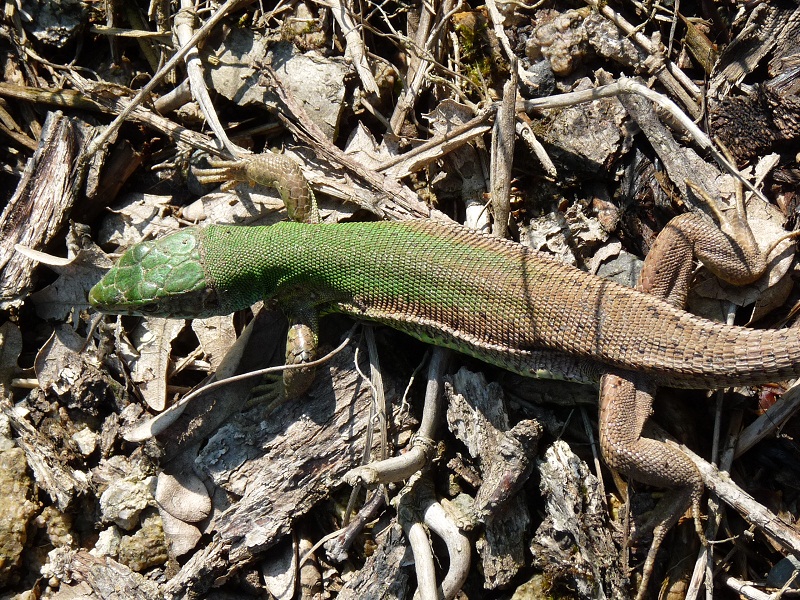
[335,302,603,384]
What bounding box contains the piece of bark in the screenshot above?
[1,398,90,511]
[162,341,404,598]
[47,548,161,600]
[531,440,625,598]
[0,112,93,308]
[445,368,541,588]
[709,4,800,162]
[336,523,412,600]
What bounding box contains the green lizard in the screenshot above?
[89,218,799,387]
[89,214,798,595]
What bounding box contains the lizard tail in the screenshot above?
[621,312,800,389]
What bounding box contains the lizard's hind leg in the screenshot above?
[599,373,704,599]
[600,182,799,597]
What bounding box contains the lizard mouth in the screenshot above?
[87,279,125,313]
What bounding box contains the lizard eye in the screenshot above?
[138,302,160,314]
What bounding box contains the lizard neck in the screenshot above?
[199,222,370,313]
[199,223,309,313]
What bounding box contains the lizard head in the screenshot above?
[88,228,222,318]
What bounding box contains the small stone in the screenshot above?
[91,526,122,558]
[35,506,74,549]
[71,427,98,457]
[0,413,14,452]
[99,476,156,530]
[19,0,86,47]
[0,447,41,586]
[117,511,168,571]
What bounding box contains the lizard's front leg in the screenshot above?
[193,152,318,224]
[248,304,320,404]
[283,309,320,398]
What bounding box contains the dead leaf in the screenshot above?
[130,318,185,412]
[96,193,180,248]
[191,316,237,372]
[34,324,122,412]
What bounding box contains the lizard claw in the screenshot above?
[193,152,316,223]
[632,485,704,600]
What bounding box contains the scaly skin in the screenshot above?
[88,219,800,389]
[193,153,315,223]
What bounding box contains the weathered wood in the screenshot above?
[0,112,93,308]
[163,340,405,598]
[47,549,161,600]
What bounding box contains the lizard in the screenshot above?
[88,195,799,595]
